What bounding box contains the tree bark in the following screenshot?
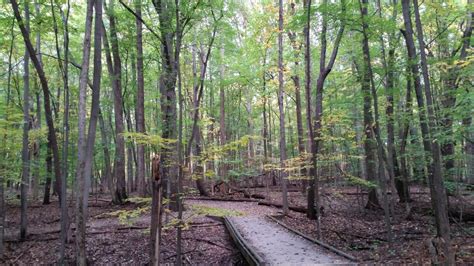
[304,0,316,219]
[154,0,179,211]
[106,0,127,203]
[412,0,452,262]
[135,0,147,196]
[11,0,62,209]
[20,0,31,241]
[150,156,162,266]
[288,3,306,194]
[74,0,95,263]
[359,0,392,242]
[277,0,289,215]
[311,0,345,237]
[219,48,228,186]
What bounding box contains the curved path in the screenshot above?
[227,216,353,265]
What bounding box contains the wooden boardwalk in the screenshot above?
[225,216,356,265]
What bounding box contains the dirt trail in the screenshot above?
[229,216,352,265]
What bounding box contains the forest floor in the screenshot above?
[262,185,474,264]
[1,185,473,264]
[1,192,278,264]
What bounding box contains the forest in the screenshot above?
[0,0,473,264]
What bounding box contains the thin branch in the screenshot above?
[118,0,162,41]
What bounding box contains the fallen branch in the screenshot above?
[258,201,311,214]
[186,197,258,202]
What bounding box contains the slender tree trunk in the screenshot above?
[311,0,345,237]
[1,19,16,257]
[288,4,306,194]
[413,0,452,262]
[154,0,179,212]
[175,2,184,262]
[53,0,71,262]
[192,45,209,197]
[150,156,162,266]
[125,107,135,193]
[304,0,316,219]
[11,0,62,210]
[106,0,127,202]
[277,0,288,215]
[74,0,95,263]
[399,65,413,204]
[135,0,147,196]
[402,0,452,262]
[359,0,392,242]
[99,109,114,196]
[43,147,52,204]
[461,2,473,183]
[219,48,227,185]
[32,1,42,201]
[20,0,31,241]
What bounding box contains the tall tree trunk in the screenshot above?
[413,0,452,262]
[11,0,62,210]
[376,0,408,203]
[355,41,379,210]
[441,2,472,180]
[219,48,227,185]
[398,65,414,204]
[402,0,452,262]
[175,1,184,262]
[74,0,95,263]
[311,0,345,238]
[461,2,473,183]
[135,0,147,196]
[359,0,392,242]
[99,109,114,197]
[277,0,289,215]
[304,0,316,219]
[192,44,209,197]
[125,107,135,193]
[51,0,72,261]
[155,0,179,212]
[20,0,31,241]
[288,3,306,194]
[106,0,127,203]
[32,0,42,201]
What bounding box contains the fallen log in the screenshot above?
[414,202,474,222]
[185,196,258,202]
[258,201,311,214]
[227,184,266,200]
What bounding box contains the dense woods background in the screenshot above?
[0,0,472,264]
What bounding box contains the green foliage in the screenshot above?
[123,132,176,149]
[346,175,378,189]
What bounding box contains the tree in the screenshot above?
[288,2,306,194]
[19,0,30,241]
[11,0,63,206]
[74,0,95,263]
[402,0,451,262]
[413,0,452,262]
[106,0,127,203]
[135,0,146,196]
[277,0,288,215]
[304,0,315,219]
[309,0,346,238]
[358,0,392,241]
